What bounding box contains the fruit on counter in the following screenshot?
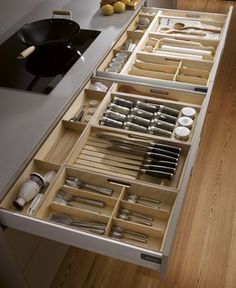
[113,1,126,13]
[101,4,114,16]
[121,0,131,4]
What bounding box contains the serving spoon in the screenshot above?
[174,22,221,33]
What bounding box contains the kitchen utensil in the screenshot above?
[54,191,106,208]
[49,213,106,234]
[120,208,153,221]
[111,231,147,243]
[111,226,148,243]
[27,170,56,215]
[118,212,153,226]
[159,27,206,36]
[126,193,161,208]
[17,10,80,59]
[144,159,177,168]
[174,22,221,33]
[65,177,113,196]
[69,105,86,122]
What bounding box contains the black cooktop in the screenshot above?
[0,28,100,94]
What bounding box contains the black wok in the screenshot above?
[17,10,80,59]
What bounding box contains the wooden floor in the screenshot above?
[51,2,236,288]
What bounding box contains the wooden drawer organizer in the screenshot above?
[35,166,177,253]
[67,126,189,188]
[139,33,219,61]
[93,83,202,143]
[0,6,232,275]
[96,7,229,90]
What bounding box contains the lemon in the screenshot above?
[121,0,131,5]
[113,1,126,13]
[101,4,114,16]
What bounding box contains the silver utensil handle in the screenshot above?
[123,234,147,243]
[80,227,105,235]
[130,217,153,227]
[85,184,113,196]
[71,221,106,230]
[131,212,153,222]
[74,197,105,208]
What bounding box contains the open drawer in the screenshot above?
[0,74,211,276]
[0,6,233,278]
[96,6,232,91]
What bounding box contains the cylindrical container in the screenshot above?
[124,121,147,133]
[89,99,99,107]
[104,110,127,122]
[177,116,193,129]
[131,107,153,119]
[100,117,123,128]
[174,126,190,141]
[13,172,45,210]
[116,52,128,61]
[154,111,177,124]
[127,114,150,127]
[159,105,180,117]
[181,107,196,119]
[105,67,117,73]
[151,119,175,131]
[136,101,158,113]
[148,126,172,137]
[112,57,125,66]
[109,62,122,73]
[109,103,130,115]
[113,96,133,108]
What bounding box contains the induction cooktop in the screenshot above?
[0,28,101,94]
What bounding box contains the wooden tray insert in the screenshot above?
[67,126,189,189]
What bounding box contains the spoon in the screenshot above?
[111,231,147,243]
[118,212,153,226]
[119,208,153,221]
[65,177,113,196]
[126,193,161,208]
[159,27,206,36]
[112,225,148,240]
[174,22,221,33]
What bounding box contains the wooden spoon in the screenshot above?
[159,27,206,36]
[174,22,221,33]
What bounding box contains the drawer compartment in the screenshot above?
[35,166,177,254]
[67,126,189,189]
[94,86,201,143]
[139,33,219,61]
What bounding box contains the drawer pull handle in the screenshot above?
[141,253,162,264]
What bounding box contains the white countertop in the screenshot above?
[0,0,145,199]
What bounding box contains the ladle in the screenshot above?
[174,22,221,33]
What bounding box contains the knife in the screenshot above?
[140,169,173,179]
[141,164,176,174]
[144,159,178,168]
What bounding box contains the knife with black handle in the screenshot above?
[149,142,181,153]
[146,147,180,158]
[141,164,176,174]
[146,152,179,163]
[140,169,173,180]
[144,159,178,168]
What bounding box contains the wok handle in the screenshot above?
[53,10,72,20]
[17,46,36,59]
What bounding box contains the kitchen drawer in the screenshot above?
[0,73,214,275]
[0,5,233,278]
[96,6,232,91]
